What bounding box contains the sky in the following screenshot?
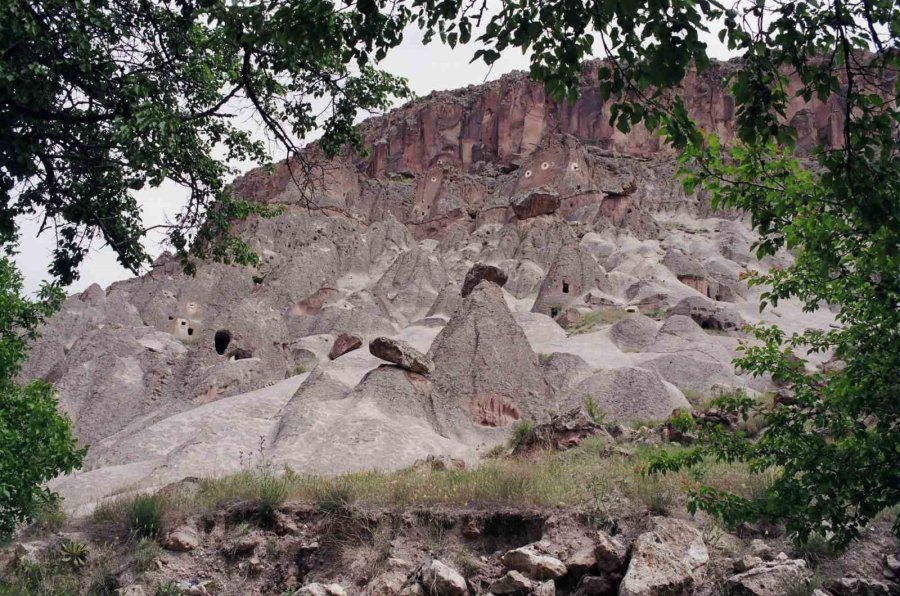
[14,19,733,295]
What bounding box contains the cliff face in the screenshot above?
[232,59,844,238]
[23,62,840,513]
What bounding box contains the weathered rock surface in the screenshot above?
[723,559,808,595]
[570,367,691,423]
[370,337,435,375]
[329,333,363,360]
[620,517,709,596]
[428,282,552,441]
[421,559,468,596]
[502,544,567,580]
[461,263,509,297]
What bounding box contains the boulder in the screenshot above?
[511,407,607,454]
[620,517,709,596]
[825,577,893,596]
[722,559,808,596]
[329,333,362,360]
[490,571,536,594]
[570,367,691,424]
[609,315,658,353]
[369,337,435,375]
[161,526,201,552]
[594,531,628,573]
[512,189,561,220]
[667,296,744,331]
[540,352,593,395]
[502,544,567,580]
[421,559,468,596]
[641,353,739,396]
[462,264,509,297]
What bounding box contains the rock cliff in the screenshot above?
[22,60,840,513]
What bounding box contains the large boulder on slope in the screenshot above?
[369,337,435,374]
[461,263,509,297]
[641,353,740,396]
[428,281,553,441]
[569,367,690,423]
[723,559,808,596]
[540,352,593,394]
[329,333,362,360]
[512,188,561,220]
[609,315,659,353]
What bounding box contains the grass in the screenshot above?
[133,537,163,572]
[76,442,777,539]
[155,440,774,517]
[92,493,173,541]
[583,397,608,425]
[567,309,630,334]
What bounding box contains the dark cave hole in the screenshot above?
[187,327,194,336]
[214,329,232,355]
[550,307,560,318]
[562,281,570,294]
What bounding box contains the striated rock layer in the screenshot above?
[22,61,839,513]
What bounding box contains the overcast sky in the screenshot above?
[15,21,732,295]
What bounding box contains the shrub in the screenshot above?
[92,493,172,541]
[508,420,535,449]
[133,537,163,572]
[59,539,89,569]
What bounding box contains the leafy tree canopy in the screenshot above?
[0,256,84,540]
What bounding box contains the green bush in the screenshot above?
[508,420,535,449]
[0,258,84,542]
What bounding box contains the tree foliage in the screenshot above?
[0,257,84,540]
[1,0,412,282]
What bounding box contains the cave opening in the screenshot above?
[550,307,560,318]
[187,328,194,336]
[214,329,232,355]
[562,281,570,294]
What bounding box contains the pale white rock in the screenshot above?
[723,559,808,596]
[501,544,567,580]
[620,517,709,596]
[421,559,468,596]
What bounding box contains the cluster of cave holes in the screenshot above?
[214,329,232,355]
[167,315,194,336]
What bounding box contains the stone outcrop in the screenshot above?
[428,282,552,441]
[723,558,808,596]
[620,517,709,596]
[570,367,691,423]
